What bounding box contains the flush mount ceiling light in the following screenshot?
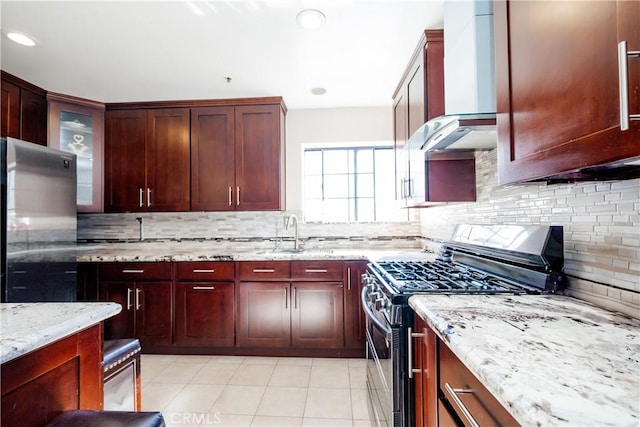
[296,9,326,30]
[311,87,327,95]
[7,32,36,47]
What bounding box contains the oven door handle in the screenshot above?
[361,286,392,335]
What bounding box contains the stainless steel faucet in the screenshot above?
[285,214,300,251]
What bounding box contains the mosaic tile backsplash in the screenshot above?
[419,149,640,319]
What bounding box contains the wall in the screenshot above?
[285,107,394,211]
[419,149,640,319]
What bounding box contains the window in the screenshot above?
[303,146,407,222]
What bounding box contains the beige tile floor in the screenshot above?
[141,354,375,427]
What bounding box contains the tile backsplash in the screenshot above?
[419,149,640,319]
[78,149,639,318]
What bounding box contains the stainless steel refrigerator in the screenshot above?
[1,137,78,302]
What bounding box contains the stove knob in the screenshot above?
[374,297,386,310]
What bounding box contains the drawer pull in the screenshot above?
[122,269,144,274]
[305,268,328,273]
[193,286,215,290]
[443,382,480,427]
[192,269,215,273]
[253,268,276,273]
[618,41,640,130]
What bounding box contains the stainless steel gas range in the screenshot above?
[361,224,568,427]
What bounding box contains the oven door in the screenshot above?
[363,287,394,427]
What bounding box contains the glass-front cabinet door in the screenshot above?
[47,93,105,213]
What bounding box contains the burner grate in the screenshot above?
[374,260,535,294]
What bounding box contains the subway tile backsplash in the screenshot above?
[419,149,640,319]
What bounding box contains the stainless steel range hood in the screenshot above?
[412,0,497,152]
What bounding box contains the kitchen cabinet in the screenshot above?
[237,261,345,350]
[393,30,444,202]
[191,102,285,211]
[412,314,438,427]
[98,263,172,347]
[1,71,47,146]
[392,31,476,206]
[438,340,517,426]
[47,93,105,213]
[343,261,367,352]
[174,262,235,347]
[104,108,190,212]
[495,0,640,183]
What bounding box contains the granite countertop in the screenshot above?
[0,302,122,364]
[409,294,640,426]
[76,241,433,263]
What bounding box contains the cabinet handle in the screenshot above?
[618,41,640,131]
[147,188,152,207]
[284,287,288,309]
[192,286,215,290]
[192,269,215,273]
[347,267,352,290]
[407,327,425,379]
[135,288,141,310]
[236,186,240,206]
[122,269,144,274]
[443,382,480,427]
[400,178,405,200]
[293,286,297,309]
[139,188,144,207]
[228,187,233,206]
[253,268,276,273]
[126,288,132,310]
[305,268,328,274]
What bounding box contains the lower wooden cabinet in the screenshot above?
[413,314,438,427]
[92,259,366,355]
[98,263,173,347]
[175,282,235,347]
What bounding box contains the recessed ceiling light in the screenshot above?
[311,87,327,96]
[7,32,36,47]
[296,9,326,30]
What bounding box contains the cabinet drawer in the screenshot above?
[99,262,172,281]
[439,342,517,426]
[238,261,290,280]
[291,261,343,280]
[175,262,234,281]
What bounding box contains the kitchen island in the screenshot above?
[410,294,640,426]
[1,302,121,426]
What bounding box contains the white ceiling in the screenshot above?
[0,0,445,110]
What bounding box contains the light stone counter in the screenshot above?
[0,302,122,364]
[76,241,433,263]
[409,294,640,426]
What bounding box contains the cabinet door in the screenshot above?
[99,281,136,340]
[237,282,290,348]
[495,0,640,184]
[413,315,438,427]
[105,109,147,212]
[235,104,283,211]
[48,95,105,212]
[19,89,47,146]
[175,281,234,347]
[135,281,172,347]
[190,107,235,211]
[146,108,190,211]
[344,261,367,351]
[291,282,344,349]
[1,79,20,139]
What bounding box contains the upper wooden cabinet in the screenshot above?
[495,0,640,184]
[1,72,47,146]
[191,102,285,211]
[105,108,190,212]
[392,30,445,201]
[48,93,105,213]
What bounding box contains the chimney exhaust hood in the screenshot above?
[411,0,497,152]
